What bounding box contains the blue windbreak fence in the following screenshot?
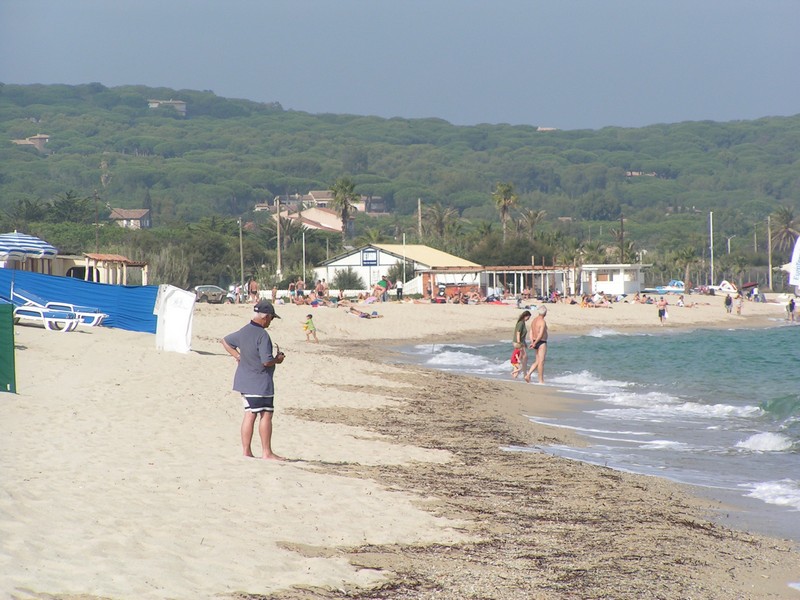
[0,269,159,333]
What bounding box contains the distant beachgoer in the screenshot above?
[525,305,548,384]
[296,279,305,299]
[349,307,382,319]
[248,278,259,303]
[302,313,318,343]
[221,300,285,460]
[657,296,668,325]
[271,286,277,303]
[725,294,733,314]
[736,293,743,315]
[395,279,404,301]
[513,310,531,375]
[788,297,796,322]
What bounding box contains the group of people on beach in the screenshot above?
[511,306,549,384]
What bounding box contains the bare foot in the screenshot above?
[523,373,531,383]
[262,453,286,461]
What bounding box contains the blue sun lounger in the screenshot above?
[1,295,80,332]
[12,288,108,327]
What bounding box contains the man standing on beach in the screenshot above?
[657,296,668,325]
[525,305,548,384]
[221,300,286,460]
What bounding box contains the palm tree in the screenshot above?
[422,202,458,239]
[771,205,799,253]
[356,226,387,245]
[517,208,547,241]
[581,240,607,264]
[329,176,359,246]
[673,246,698,290]
[492,182,517,244]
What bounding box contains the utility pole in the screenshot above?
[238,217,244,292]
[619,213,624,262]
[276,195,282,278]
[767,215,773,290]
[417,198,422,238]
[709,212,715,286]
[93,189,100,253]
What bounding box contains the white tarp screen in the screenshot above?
[789,237,800,287]
[154,285,195,353]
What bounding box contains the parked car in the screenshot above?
[192,284,228,304]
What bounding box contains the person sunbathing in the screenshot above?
[348,307,383,319]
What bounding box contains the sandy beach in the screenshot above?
[1,295,798,599]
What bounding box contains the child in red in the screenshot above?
[510,347,522,379]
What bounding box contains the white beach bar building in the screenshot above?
[314,244,481,295]
[580,263,649,296]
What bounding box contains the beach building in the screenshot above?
[5,253,150,285]
[580,263,648,296]
[313,245,580,299]
[314,244,480,294]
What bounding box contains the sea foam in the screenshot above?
[742,479,800,511]
[735,432,794,452]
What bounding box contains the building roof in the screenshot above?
[323,244,480,269]
[109,208,150,220]
[84,253,148,267]
[373,244,480,269]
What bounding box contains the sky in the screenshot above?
[1,0,798,130]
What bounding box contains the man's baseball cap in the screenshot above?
[254,300,280,318]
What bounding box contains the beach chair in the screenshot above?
[12,288,108,327]
[1,294,80,332]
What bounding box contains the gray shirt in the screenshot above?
[223,321,277,396]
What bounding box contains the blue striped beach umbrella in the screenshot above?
[0,231,58,260]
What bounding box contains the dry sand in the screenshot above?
[1,295,798,599]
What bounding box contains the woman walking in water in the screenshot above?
[512,310,531,379]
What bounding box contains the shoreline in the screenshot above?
[290,339,800,599]
[2,298,798,599]
[387,319,800,545]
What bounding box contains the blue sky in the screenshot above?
[1,0,798,130]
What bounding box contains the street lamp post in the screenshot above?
[276,195,282,279]
[238,217,245,295]
[726,234,736,254]
[709,212,715,286]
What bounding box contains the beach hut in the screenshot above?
[580,263,650,296]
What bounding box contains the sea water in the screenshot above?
[400,324,800,545]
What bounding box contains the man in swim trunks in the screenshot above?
[221,300,285,460]
[657,296,668,325]
[525,305,549,384]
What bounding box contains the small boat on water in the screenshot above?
[643,279,685,295]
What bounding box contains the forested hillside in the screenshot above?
[1,82,798,290]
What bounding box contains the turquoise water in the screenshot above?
[402,324,800,544]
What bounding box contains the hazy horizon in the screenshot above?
[2,1,799,130]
